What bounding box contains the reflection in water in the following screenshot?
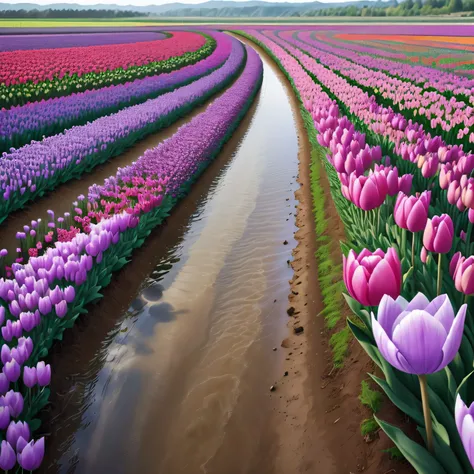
[44,44,300,474]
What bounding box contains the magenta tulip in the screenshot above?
[343,247,401,306]
[423,214,454,254]
[394,191,431,233]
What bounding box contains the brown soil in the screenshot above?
[235,35,415,474]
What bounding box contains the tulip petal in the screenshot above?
[392,310,446,374]
[367,260,399,305]
[440,304,467,370]
[371,314,407,372]
[456,394,469,434]
[426,295,455,333]
[461,414,474,467]
[405,292,430,311]
[377,295,403,338]
[351,266,371,306]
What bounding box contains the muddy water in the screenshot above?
[42,47,301,474]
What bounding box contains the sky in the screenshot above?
[4,0,354,5]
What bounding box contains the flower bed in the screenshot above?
[0,32,230,152]
[0,41,263,472]
[0,32,215,108]
[0,35,245,225]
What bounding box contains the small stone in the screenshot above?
[292,291,298,295]
[283,240,288,245]
[287,307,296,316]
[273,347,277,351]
[270,385,276,392]
[281,338,291,348]
[294,326,304,334]
[284,371,289,376]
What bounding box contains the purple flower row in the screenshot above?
[276,30,474,142]
[0,41,262,472]
[0,31,232,152]
[0,34,245,224]
[0,32,165,52]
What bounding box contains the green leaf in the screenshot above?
[374,416,447,474]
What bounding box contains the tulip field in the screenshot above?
[0,22,473,473]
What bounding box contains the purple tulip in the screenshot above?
[0,441,16,471]
[18,437,44,471]
[64,286,75,303]
[16,436,28,454]
[3,359,20,383]
[394,191,431,233]
[49,286,62,306]
[456,394,474,469]
[0,374,9,395]
[0,406,10,430]
[6,421,30,448]
[36,362,51,387]
[372,293,466,374]
[23,367,37,388]
[3,391,24,418]
[343,248,401,306]
[0,306,5,326]
[19,311,36,333]
[423,214,454,254]
[38,296,52,315]
[1,345,11,365]
[55,300,67,319]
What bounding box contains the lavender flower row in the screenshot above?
[306,31,474,97]
[0,32,166,52]
[275,30,474,145]
[0,35,245,225]
[0,31,232,153]
[0,42,262,472]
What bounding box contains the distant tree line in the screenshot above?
[304,0,473,17]
[0,8,147,18]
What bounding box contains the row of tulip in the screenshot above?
[0,41,263,472]
[0,32,215,109]
[241,28,474,473]
[261,29,474,226]
[0,31,231,153]
[0,35,246,227]
[309,31,474,99]
[0,31,165,52]
[1,31,204,86]
[274,30,474,147]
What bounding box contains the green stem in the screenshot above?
[464,294,470,306]
[437,253,443,296]
[411,232,416,269]
[401,228,407,259]
[467,221,473,255]
[418,375,434,453]
[377,206,382,236]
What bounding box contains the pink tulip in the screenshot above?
[423,215,454,254]
[394,191,431,233]
[343,248,401,306]
[342,171,388,211]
